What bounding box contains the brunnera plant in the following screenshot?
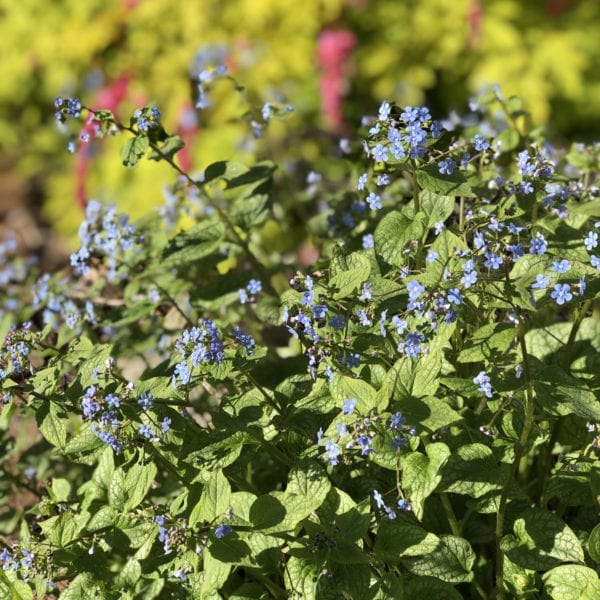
[1,77,600,599]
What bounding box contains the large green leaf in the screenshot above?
[543,565,600,600]
[501,507,584,571]
[374,521,440,562]
[36,399,67,450]
[160,219,224,268]
[401,443,451,519]
[439,443,505,498]
[402,535,475,583]
[374,211,427,267]
[416,164,476,196]
[189,469,232,527]
[121,135,149,167]
[457,323,516,363]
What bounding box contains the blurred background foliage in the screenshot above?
[0,0,598,242]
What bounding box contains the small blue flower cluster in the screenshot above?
[373,489,413,519]
[132,106,161,132]
[190,44,230,111]
[0,545,43,586]
[473,371,493,398]
[70,200,141,282]
[54,96,82,123]
[318,404,413,467]
[238,279,262,304]
[232,326,256,355]
[32,273,97,331]
[155,515,188,554]
[0,323,37,378]
[172,320,224,388]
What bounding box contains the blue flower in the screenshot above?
[550,283,572,305]
[161,417,171,434]
[367,192,382,210]
[529,233,548,255]
[325,439,341,465]
[372,144,388,163]
[550,259,570,273]
[447,288,462,305]
[397,499,412,512]
[247,279,262,295]
[357,173,368,191]
[531,274,550,290]
[584,231,599,251]
[484,252,503,270]
[473,371,493,398]
[592,255,600,270]
[342,398,357,415]
[378,100,391,121]
[139,424,155,440]
[373,489,385,509]
[426,249,438,263]
[390,412,405,430]
[438,158,457,175]
[215,524,233,539]
[362,233,375,249]
[473,135,489,152]
[329,315,346,331]
[407,280,426,300]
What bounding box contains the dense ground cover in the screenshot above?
[1,73,600,598]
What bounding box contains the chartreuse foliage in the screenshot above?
[1,82,600,599]
[1,1,598,237]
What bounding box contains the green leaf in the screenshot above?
[121,135,149,167]
[86,505,117,531]
[439,443,505,498]
[494,128,520,152]
[318,488,371,542]
[108,468,126,512]
[0,570,34,600]
[123,462,157,512]
[189,469,232,527]
[416,164,476,196]
[229,194,271,229]
[533,368,600,421]
[457,323,516,363]
[375,211,427,267]
[418,191,456,229]
[401,443,451,519]
[147,134,184,161]
[40,512,78,547]
[59,573,106,600]
[392,396,462,432]
[587,523,600,564]
[64,424,105,464]
[329,374,382,414]
[114,559,142,588]
[543,565,600,600]
[501,507,584,570]
[250,462,330,534]
[328,252,371,299]
[36,399,67,450]
[160,219,224,268]
[204,160,250,183]
[404,576,463,600]
[389,349,443,399]
[284,556,319,599]
[374,521,440,562]
[402,535,475,583]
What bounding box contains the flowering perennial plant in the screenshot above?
[1,82,600,599]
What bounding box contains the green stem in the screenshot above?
[440,493,462,537]
[495,316,535,599]
[561,299,593,371]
